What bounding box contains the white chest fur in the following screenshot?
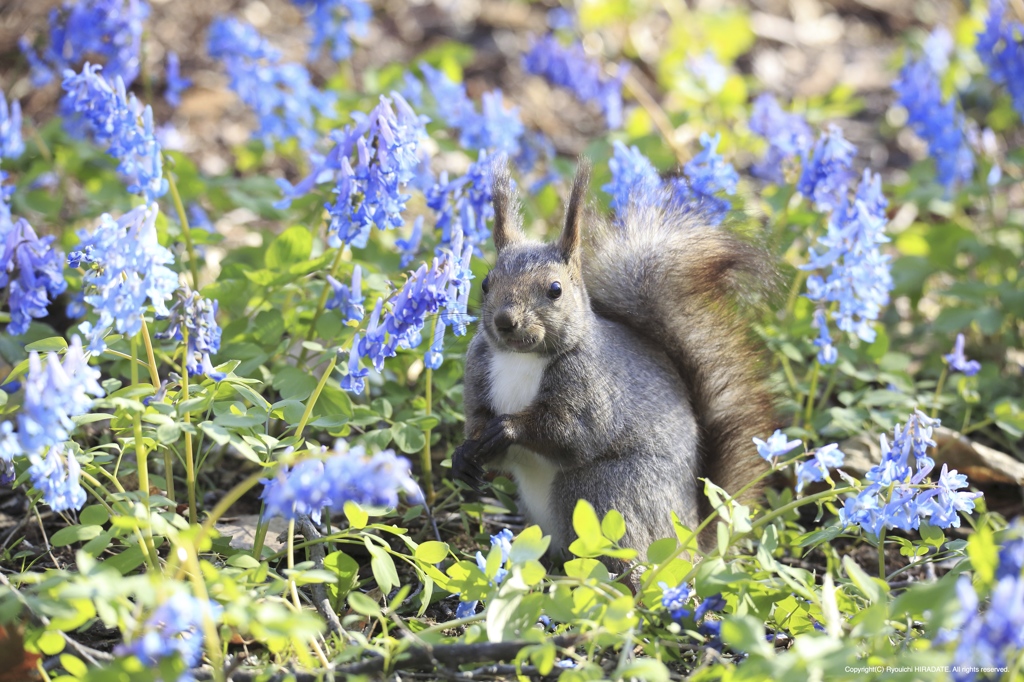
[487,351,559,538]
[487,351,549,414]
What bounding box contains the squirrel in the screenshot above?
[451,159,778,560]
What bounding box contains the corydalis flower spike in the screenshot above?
[943,333,981,376]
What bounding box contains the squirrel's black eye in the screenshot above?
[548,281,562,299]
[481,275,490,295]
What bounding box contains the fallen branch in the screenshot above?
[296,515,344,634]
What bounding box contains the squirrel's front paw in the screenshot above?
[451,440,486,490]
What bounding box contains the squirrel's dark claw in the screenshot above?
[476,416,513,461]
[451,441,486,490]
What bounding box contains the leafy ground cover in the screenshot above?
[0,0,1023,680]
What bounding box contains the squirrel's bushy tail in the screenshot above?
[583,200,778,522]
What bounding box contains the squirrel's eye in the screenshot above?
[548,281,562,299]
[481,275,490,295]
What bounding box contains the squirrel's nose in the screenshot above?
[494,309,518,333]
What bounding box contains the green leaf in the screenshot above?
[50,524,103,548]
[572,500,602,543]
[156,422,183,444]
[324,551,360,604]
[344,500,368,529]
[414,541,449,564]
[265,225,313,269]
[272,367,318,402]
[25,336,68,352]
[391,422,426,454]
[601,509,627,543]
[842,556,887,603]
[198,421,231,445]
[79,505,109,527]
[347,591,382,618]
[364,537,400,595]
[509,525,550,564]
[721,615,773,657]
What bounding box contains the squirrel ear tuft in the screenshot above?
[491,160,524,253]
[559,157,591,268]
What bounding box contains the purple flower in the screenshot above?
[61,63,168,202]
[70,203,178,353]
[659,580,691,621]
[893,57,975,192]
[811,309,838,365]
[208,17,336,150]
[915,464,982,529]
[18,0,148,87]
[797,124,856,212]
[395,217,423,269]
[341,332,369,394]
[749,94,812,183]
[325,265,365,324]
[164,51,191,108]
[523,34,625,129]
[290,0,370,62]
[427,151,495,249]
[794,443,845,493]
[455,600,478,619]
[155,289,225,381]
[0,90,24,159]
[752,429,802,465]
[943,333,981,376]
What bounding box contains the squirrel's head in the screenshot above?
[479,160,592,356]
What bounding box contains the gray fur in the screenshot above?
[452,160,777,563]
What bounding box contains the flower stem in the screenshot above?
[297,247,347,369]
[166,168,201,288]
[878,528,886,579]
[804,360,821,428]
[621,70,688,165]
[181,544,225,682]
[421,321,437,505]
[130,333,161,570]
[961,417,994,436]
[815,363,839,413]
[931,366,948,419]
[182,327,197,525]
[80,473,158,573]
[295,354,337,440]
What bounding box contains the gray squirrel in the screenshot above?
[451,159,777,559]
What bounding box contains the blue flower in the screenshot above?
[841,411,981,537]
[752,429,802,465]
[290,0,370,62]
[260,444,423,522]
[187,204,215,233]
[455,600,478,619]
[208,17,336,151]
[811,309,838,365]
[687,52,728,94]
[475,528,514,585]
[155,289,225,381]
[694,593,726,622]
[325,265,365,324]
[749,94,812,183]
[396,217,423,269]
[892,57,975,192]
[951,531,1024,682]
[17,336,104,456]
[977,0,1024,120]
[277,92,427,248]
[1,186,68,335]
[164,51,191,108]
[0,91,24,159]
[117,594,222,679]
[670,132,739,225]
[427,151,495,249]
[27,446,87,513]
[943,333,981,376]
[803,170,893,344]
[797,124,856,212]
[18,0,148,87]
[61,63,168,202]
[923,27,954,74]
[658,580,691,621]
[794,443,845,493]
[341,332,369,394]
[71,203,179,353]
[602,141,662,216]
[523,34,626,129]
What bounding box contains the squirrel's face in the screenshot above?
[479,249,589,355]
[481,160,593,356]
